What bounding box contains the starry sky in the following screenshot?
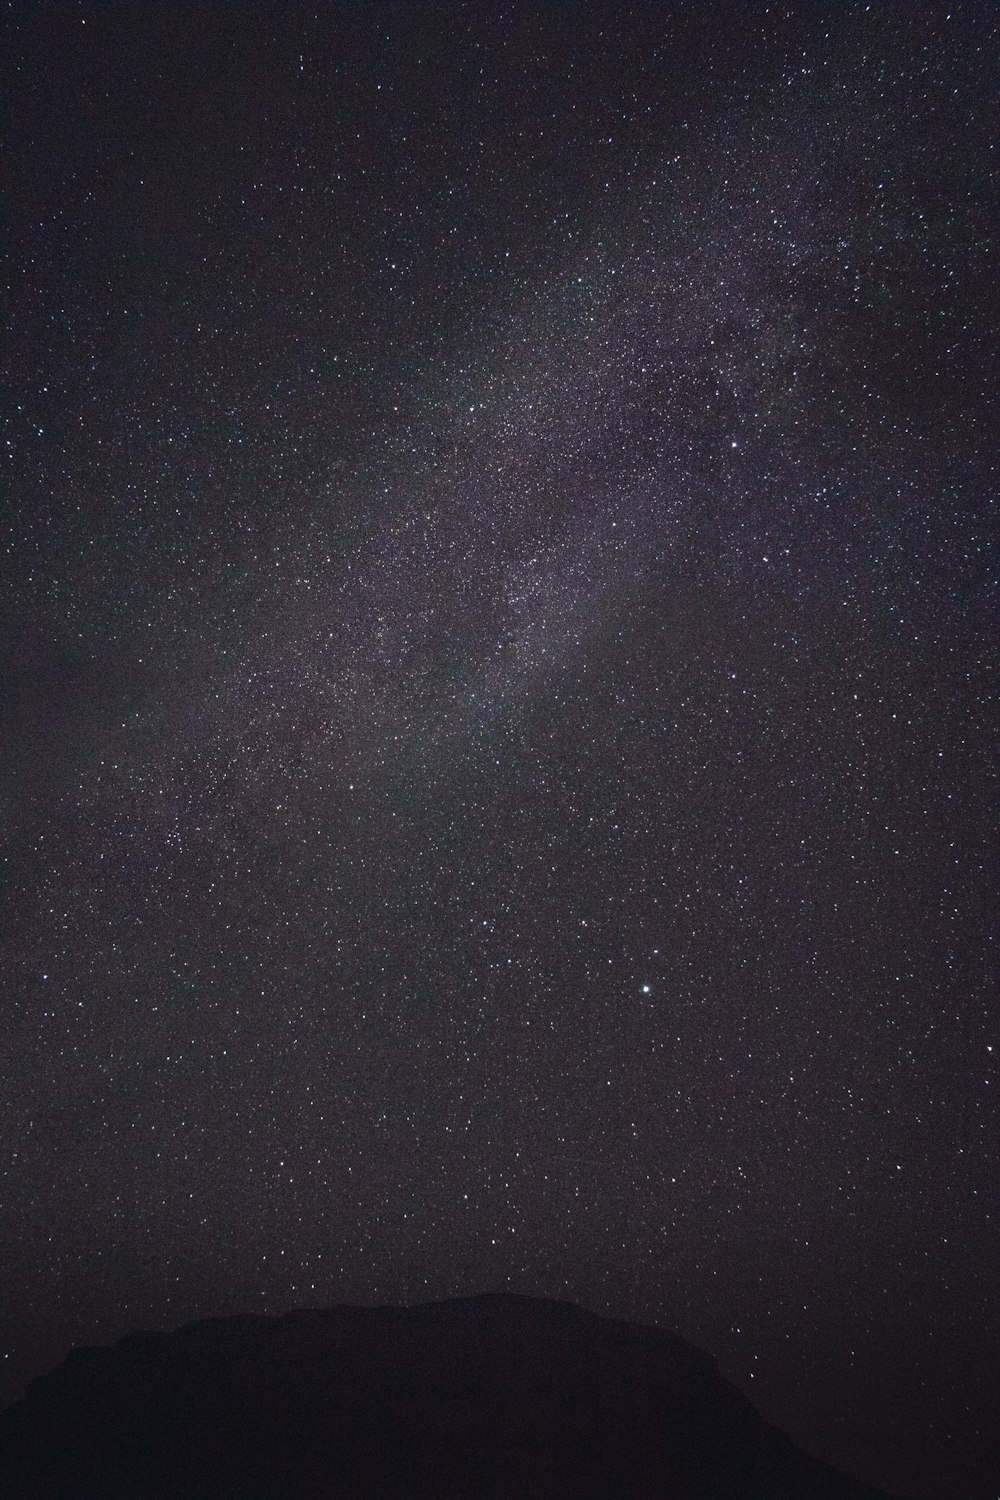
[2,2,997,1495]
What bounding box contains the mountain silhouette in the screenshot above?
[0,1293,904,1498]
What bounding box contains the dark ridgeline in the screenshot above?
[0,1293,903,1499]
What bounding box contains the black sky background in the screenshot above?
[1,3,997,1496]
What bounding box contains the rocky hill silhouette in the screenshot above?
[0,1293,902,1499]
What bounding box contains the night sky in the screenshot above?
[2,2,997,1496]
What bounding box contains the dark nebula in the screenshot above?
[2,4,996,1497]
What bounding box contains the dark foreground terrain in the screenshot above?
[0,1293,900,1499]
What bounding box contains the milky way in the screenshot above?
[2,5,997,1496]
